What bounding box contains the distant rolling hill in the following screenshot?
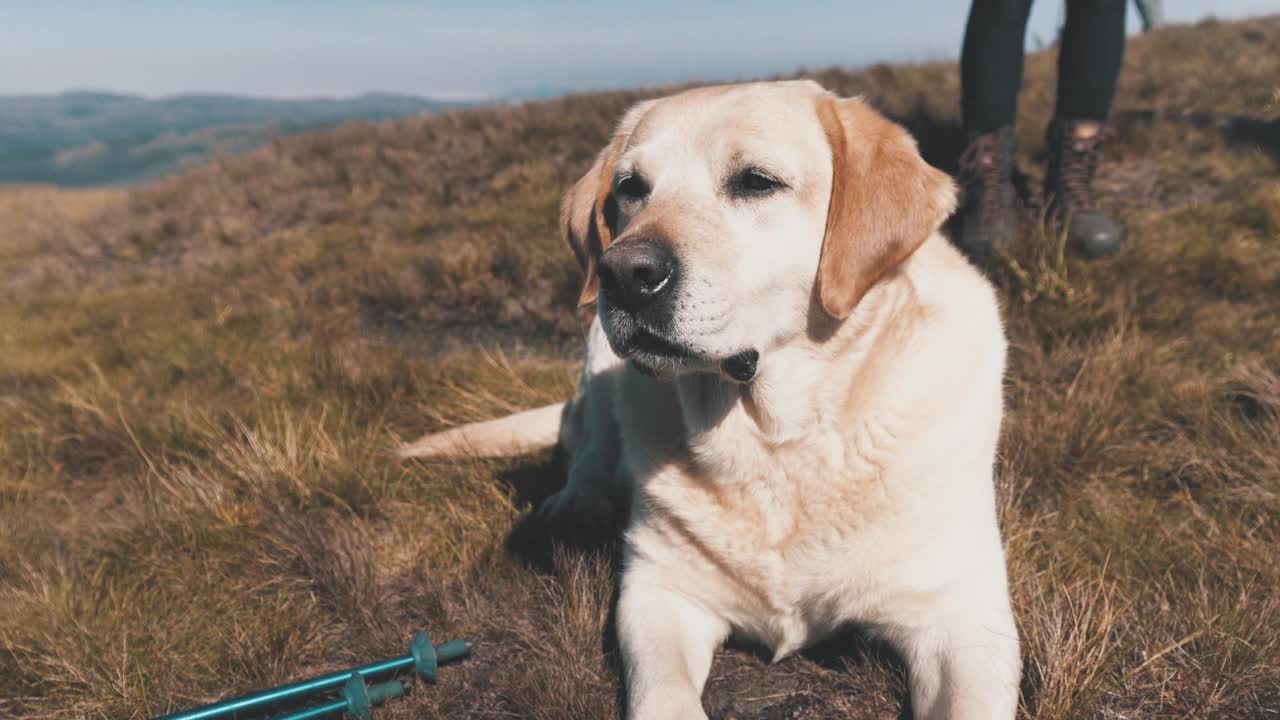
[0,90,471,187]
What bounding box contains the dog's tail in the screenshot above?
[397,402,566,459]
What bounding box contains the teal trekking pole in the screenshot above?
[266,674,405,720]
[151,630,470,720]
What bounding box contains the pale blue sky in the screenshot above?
[0,1,1273,99]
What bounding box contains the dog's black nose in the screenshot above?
[597,239,677,311]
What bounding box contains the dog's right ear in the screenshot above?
[561,101,654,307]
[813,94,957,319]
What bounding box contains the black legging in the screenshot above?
[961,0,1126,133]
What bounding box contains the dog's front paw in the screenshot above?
[535,487,620,540]
[631,695,708,720]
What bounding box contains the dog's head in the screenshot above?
[562,81,955,380]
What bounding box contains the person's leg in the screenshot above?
[955,0,1034,263]
[961,0,1034,134]
[1045,0,1127,257]
[1055,0,1126,124]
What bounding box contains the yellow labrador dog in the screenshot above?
[402,80,1020,720]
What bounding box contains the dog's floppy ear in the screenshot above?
[561,101,654,307]
[560,142,622,307]
[814,95,957,319]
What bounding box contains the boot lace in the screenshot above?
[1053,123,1105,212]
[958,127,1014,219]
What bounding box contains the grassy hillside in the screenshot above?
[0,91,468,187]
[2,16,1279,719]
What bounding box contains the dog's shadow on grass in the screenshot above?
[1112,108,1280,168]
[496,452,572,570]
[495,451,625,572]
[799,632,914,720]
[713,631,913,720]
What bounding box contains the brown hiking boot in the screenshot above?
[1044,119,1124,257]
[955,126,1017,264]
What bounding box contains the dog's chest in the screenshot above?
[636,421,901,654]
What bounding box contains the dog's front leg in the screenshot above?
[887,602,1021,720]
[539,317,626,526]
[617,568,728,720]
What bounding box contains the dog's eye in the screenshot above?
[728,168,785,198]
[615,174,650,201]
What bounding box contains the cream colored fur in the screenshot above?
[401,81,1020,720]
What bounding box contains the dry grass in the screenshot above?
[3,15,1280,720]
